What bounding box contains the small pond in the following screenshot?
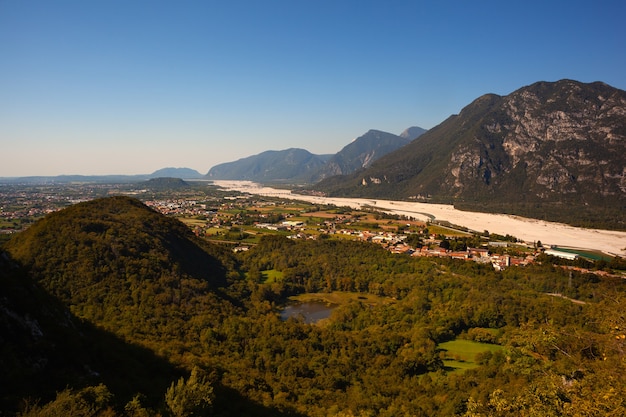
[280,302,337,324]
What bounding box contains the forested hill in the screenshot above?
[0,249,182,412]
[1,196,249,413]
[3,196,241,348]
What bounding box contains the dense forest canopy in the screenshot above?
[1,197,625,416]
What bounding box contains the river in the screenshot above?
[212,180,626,257]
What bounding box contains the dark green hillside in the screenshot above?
[4,196,241,357]
[0,250,181,413]
[0,251,89,409]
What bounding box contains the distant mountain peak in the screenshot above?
[309,129,416,182]
[399,126,427,140]
[205,128,424,184]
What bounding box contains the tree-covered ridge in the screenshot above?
[1,197,625,416]
[0,247,186,414]
[4,196,241,352]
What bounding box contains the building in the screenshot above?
[544,248,578,260]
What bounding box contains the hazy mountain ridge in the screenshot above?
[206,127,425,183]
[149,167,203,179]
[206,148,332,182]
[399,126,428,140]
[0,168,204,184]
[312,80,626,229]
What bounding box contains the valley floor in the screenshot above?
[213,180,626,257]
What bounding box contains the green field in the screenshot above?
[427,224,472,237]
[260,269,284,283]
[438,339,503,373]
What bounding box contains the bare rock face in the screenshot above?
[440,80,626,199]
[505,82,624,193]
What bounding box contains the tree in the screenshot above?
[165,367,214,417]
[18,385,115,417]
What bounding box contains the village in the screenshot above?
[145,194,591,272]
[248,215,537,271]
[248,214,626,279]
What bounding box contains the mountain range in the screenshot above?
[0,167,204,184]
[308,129,425,182]
[2,79,626,415]
[312,80,626,229]
[205,148,332,183]
[205,80,625,229]
[205,127,426,183]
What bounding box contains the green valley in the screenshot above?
[1,194,625,416]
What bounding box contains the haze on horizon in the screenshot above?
[1,0,625,177]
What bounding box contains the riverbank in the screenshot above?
[213,180,626,257]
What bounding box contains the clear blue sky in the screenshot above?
[1,0,625,176]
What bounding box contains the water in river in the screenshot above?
[280,302,336,324]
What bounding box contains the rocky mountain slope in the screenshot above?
[308,129,420,182]
[313,80,626,229]
[206,127,426,183]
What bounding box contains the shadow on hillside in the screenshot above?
[165,230,229,287]
[213,385,307,417]
[0,252,303,416]
[0,252,177,411]
[87,325,307,416]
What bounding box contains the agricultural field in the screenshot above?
[439,339,504,373]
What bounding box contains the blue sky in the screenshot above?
[1,0,625,176]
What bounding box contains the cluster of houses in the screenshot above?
[360,232,535,270]
[252,219,538,270]
[404,245,533,270]
[145,198,584,272]
[145,199,217,216]
[255,220,305,231]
